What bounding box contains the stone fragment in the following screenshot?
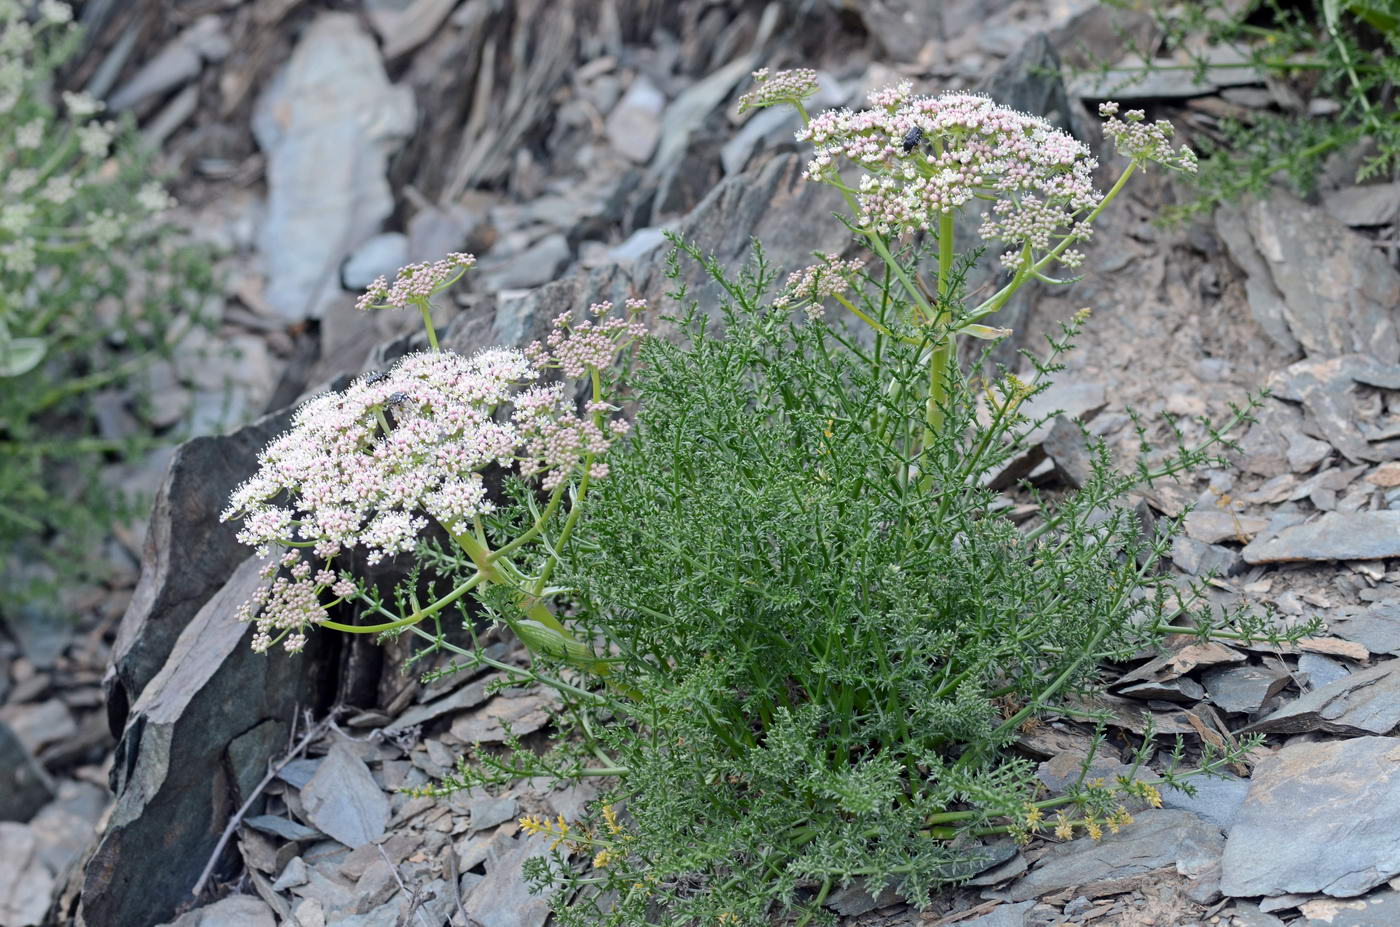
[1332,602,1400,655]
[450,694,552,744]
[1298,637,1368,661]
[1159,775,1251,832]
[469,796,518,833]
[957,900,1036,926]
[0,700,76,756]
[365,0,459,60]
[108,15,229,111]
[1202,664,1290,715]
[154,894,277,927]
[1287,431,1333,472]
[253,13,415,321]
[652,55,754,176]
[1069,46,1263,99]
[604,75,664,163]
[1243,512,1400,563]
[1269,356,1387,463]
[341,232,408,291]
[1043,415,1094,488]
[1366,462,1400,487]
[824,877,901,916]
[0,822,51,927]
[1217,191,1400,363]
[1243,660,1400,736]
[1006,810,1223,902]
[1301,889,1400,926]
[1323,182,1400,227]
[105,405,297,737]
[245,815,322,842]
[300,741,390,849]
[1222,737,1400,897]
[1229,901,1286,926]
[1118,677,1205,702]
[1116,642,1245,686]
[0,721,53,822]
[81,558,333,927]
[479,233,571,291]
[1171,536,1242,577]
[1184,510,1268,545]
[460,835,552,927]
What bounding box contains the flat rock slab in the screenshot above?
[155,894,277,927]
[1332,602,1400,656]
[300,741,389,849]
[1202,664,1290,715]
[1243,512,1400,564]
[81,557,333,927]
[1005,809,1222,902]
[1300,889,1400,926]
[1222,736,1400,897]
[0,720,53,822]
[252,12,414,321]
[1242,659,1400,736]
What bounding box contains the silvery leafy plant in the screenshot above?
[0,0,210,607]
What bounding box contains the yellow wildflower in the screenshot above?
[603,803,623,836]
[1140,783,1163,808]
[1025,804,1044,830]
[1085,818,1103,841]
[593,849,614,869]
[1054,812,1074,840]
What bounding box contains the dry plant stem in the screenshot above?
[191,710,335,900]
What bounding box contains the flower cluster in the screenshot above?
[736,67,819,115]
[1098,102,1197,174]
[798,85,1102,266]
[224,293,646,650]
[356,252,476,311]
[525,298,648,379]
[773,253,866,319]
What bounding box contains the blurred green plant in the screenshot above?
[0,0,214,610]
[1080,0,1400,220]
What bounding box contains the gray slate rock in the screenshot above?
[1244,512,1400,564]
[1299,652,1352,690]
[105,404,296,737]
[299,741,389,849]
[461,835,552,927]
[154,894,277,927]
[0,720,53,822]
[1215,191,1400,363]
[449,152,853,357]
[961,900,1036,926]
[1006,810,1223,902]
[1332,603,1400,655]
[253,13,415,321]
[1171,536,1242,577]
[81,557,333,927]
[1242,659,1400,736]
[1323,182,1400,228]
[604,75,664,164]
[1158,775,1251,832]
[108,15,229,111]
[1202,664,1289,715]
[341,232,408,290]
[1222,736,1400,897]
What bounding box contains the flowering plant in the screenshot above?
[0,0,210,607]
[225,71,1311,927]
[224,253,645,668]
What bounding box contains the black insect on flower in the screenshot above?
[363,370,390,385]
[386,391,410,406]
[901,125,924,153]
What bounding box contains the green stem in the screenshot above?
[418,300,440,351]
[320,572,484,634]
